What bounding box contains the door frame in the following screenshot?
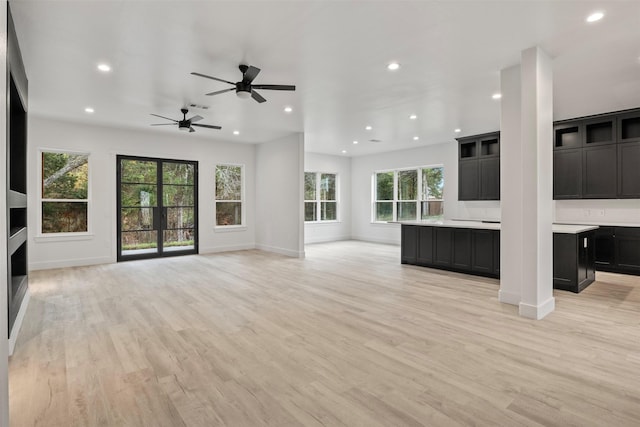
[116,154,199,262]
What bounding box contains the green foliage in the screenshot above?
[304,172,316,200]
[42,152,88,199]
[216,165,242,200]
[376,172,394,200]
[398,170,417,200]
[320,174,336,201]
[423,167,444,199]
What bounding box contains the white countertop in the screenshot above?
[398,220,599,234]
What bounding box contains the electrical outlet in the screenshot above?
[594,209,605,217]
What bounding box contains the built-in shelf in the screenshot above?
[555,125,581,149]
[8,189,27,208]
[460,141,477,159]
[620,116,640,142]
[480,138,499,156]
[585,119,615,145]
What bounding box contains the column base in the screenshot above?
[519,296,555,320]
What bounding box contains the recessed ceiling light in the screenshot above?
[413,136,419,141]
[409,114,417,120]
[365,125,372,131]
[284,106,293,113]
[233,130,240,135]
[387,62,400,71]
[454,128,462,133]
[492,93,502,100]
[342,150,347,154]
[84,107,94,113]
[353,140,358,145]
[586,11,604,23]
[97,63,111,72]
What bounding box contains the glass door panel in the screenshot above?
[117,156,197,261]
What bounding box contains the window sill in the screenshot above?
[214,225,247,233]
[305,220,341,225]
[35,233,94,243]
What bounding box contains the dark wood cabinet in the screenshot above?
[583,144,617,198]
[417,226,434,265]
[614,228,640,274]
[452,229,471,270]
[618,142,640,198]
[553,149,582,199]
[594,227,615,268]
[471,229,495,274]
[457,132,500,201]
[434,227,453,266]
[553,108,640,200]
[553,231,595,293]
[458,160,479,201]
[401,225,417,264]
[479,157,500,200]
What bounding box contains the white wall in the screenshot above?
[555,199,640,225]
[351,141,500,245]
[255,133,304,257]
[27,116,256,270]
[304,152,351,244]
[0,2,9,425]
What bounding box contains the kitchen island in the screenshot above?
[400,220,598,293]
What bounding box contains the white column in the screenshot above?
[499,47,554,320]
[499,64,523,305]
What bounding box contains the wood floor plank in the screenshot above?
[8,241,640,426]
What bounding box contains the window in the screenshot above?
[305,172,337,222]
[40,151,89,233]
[215,164,243,226]
[373,166,444,222]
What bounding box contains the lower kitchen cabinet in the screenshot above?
[553,231,596,293]
[434,227,453,267]
[401,225,417,264]
[452,229,472,269]
[417,226,434,265]
[593,227,640,275]
[472,229,495,274]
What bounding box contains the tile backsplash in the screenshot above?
[554,199,640,225]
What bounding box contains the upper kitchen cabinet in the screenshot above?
[457,131,500,201]
[553,108,640,200]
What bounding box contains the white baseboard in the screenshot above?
[351,236,401,246]
[9,289,30,356]
[256,243,304,258]
[199,243,256,254]
[498,289,520,306]
[519,296,555,320]
[29,256,113,271]
[304,235,351,245]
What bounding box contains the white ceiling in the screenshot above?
[10,1,640,156]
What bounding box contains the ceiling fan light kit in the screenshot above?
[150,108,221,133]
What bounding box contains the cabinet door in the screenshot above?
[479,157,500,200]
[471,229,494,274]
[554,122,582,150]
[434,227,453,266]
[553,233,577,291]
[416,226,434,265]
[594,227,615,268]
[401,225,417,264]
[458,160,479,201]
[553,149,582,199]
[583,144,617,199]
[615,228,640,272]
[618,142,640,198]
[452,229,472,270]
[617,112,640,144]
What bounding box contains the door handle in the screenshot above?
[152,207,161,230]
[162,207,168,230]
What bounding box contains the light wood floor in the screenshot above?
[9,241,640,426]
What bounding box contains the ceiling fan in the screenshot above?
[191,64,296,103]
[150,108,222,133]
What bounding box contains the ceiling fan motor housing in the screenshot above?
[178,120,190,131]
[236,82,252,99]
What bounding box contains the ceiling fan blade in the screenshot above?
[150,113,178,122]
[251,90,267,103]
[151,123,177,126]
[206,87,235,96]
[243,66,261,83]
[251,84,296,91]
[188,115,204,123]
[192,124,222,130]
[191,72,235,85]
[189,127,196,133]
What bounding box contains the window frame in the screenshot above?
[38,148,92,238]
[214,163,245,229]
[371,164,444,223]
[304,171,339,223]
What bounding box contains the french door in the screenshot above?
[117,155,198,261]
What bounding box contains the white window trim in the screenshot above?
[214,163,245,228]
[304,171,339,223]
[37,148,92,238]
[372,164,444,223]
